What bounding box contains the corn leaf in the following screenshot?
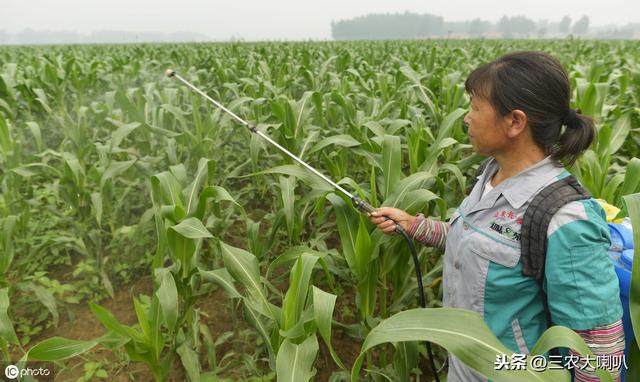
[199,268,242,299]
[351,308,566,382]
[0,216,18,275]
[155,269,179,332]
[254,165,334,192]
[312,286,344,369]
[170,217,213,239]
[183,158,213,215]
[530,326,612,382]
[282,253,320,331]
[27,337,99,361]
[308,134,360,155]
[279,175,296,239]
[107,120,140,150]
[89,302,143,342]
[381,135,402,200]
[627,339,640,380]
[326,193,357,273]
[620,158,640,201]
[0,288,18,345]
[383,171,435,207]
[100,159,135,189]
[177,342,201,382]
[623,193,640,360]
[151,171,184,207]
[276,336,318,382]
[196,185,244,220]
[354,215,374,280]
[609,113,631,155]
[220,242,273,319]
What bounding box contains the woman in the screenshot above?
[369,52,624,382]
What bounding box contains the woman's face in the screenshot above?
[463,95,511,156]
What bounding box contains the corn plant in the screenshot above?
[1,286,100,370]
[571,112,640,216]
[209,242,343,381]
[0,288,18,360]
[87,158,245,380]
[623,193,640,380]
[90,296,169,381]
[351,308,614,382]
[1,39,639,381]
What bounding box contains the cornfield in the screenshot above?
[1,39,639,381]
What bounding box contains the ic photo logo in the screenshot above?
[4,365,18,379]
[4,364,51,380]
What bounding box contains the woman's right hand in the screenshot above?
[368,207,415,235]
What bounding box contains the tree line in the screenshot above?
[331,12,637,40]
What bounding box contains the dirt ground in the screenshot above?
[24,272,365,382]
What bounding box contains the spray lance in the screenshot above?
[165,69,442,380]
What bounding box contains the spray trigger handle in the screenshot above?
[351,196,375,214]
[351,196,405,234]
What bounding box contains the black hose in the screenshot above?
[399,229,441,382]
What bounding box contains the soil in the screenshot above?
[22,270,366,382]
[15,216,432,381]
[26,274,159,381]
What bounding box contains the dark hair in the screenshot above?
[464,51,594,166]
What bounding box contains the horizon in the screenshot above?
[4,0,639,42]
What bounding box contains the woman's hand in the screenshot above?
[368,207,415,235]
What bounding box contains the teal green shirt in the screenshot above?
[443,157,622,382]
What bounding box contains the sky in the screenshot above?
[4,0,639,41]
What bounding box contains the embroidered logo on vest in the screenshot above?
[489,220,522,242]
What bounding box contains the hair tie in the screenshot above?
[563,108,581,126]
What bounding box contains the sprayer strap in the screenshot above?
[520,175,591,280]
[470,160,591,334]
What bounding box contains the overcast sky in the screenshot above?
[5,0,639,40]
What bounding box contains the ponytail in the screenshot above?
[551,108,595,166]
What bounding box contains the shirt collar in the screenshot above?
[480,156,565,210]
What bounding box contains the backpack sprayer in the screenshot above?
[165,69,441,381]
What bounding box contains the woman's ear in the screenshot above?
[506,109,528,138]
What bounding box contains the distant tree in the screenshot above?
[469,18,491,36]
[330,12,604,41]
[331,12,444,40]
[559,16,572,34]
[498,16,512,38]
[572,15,590,34]
[510,16,537,36]
[536,20,549,38]
[605,25,637,39]
[497,16,535,37]
[446,21,472,34]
